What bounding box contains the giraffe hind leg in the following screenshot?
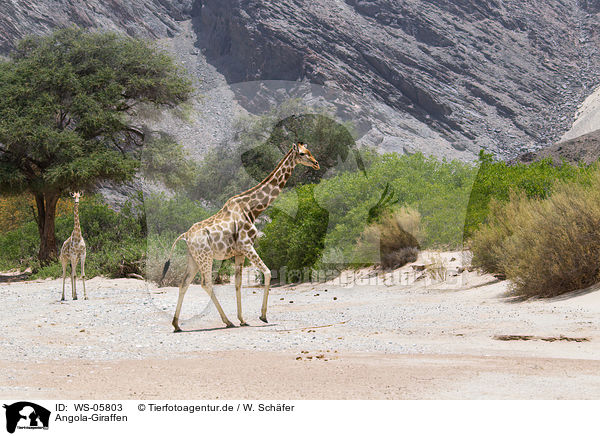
[172,253,199,332]
[234,255,248,326]
[198,258,234,328]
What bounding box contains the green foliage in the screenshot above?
[314,152,476,255]
[0,27,193,195]
[471,169,600,297]
[257,184,329,282]
[464,151,592,237]
[240,112,359,186]
[257,151,593,279]
[0,220,40,271]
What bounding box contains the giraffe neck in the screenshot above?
[72,201,82,240]
[238,148,296,219]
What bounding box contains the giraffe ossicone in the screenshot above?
[161,142,320,331]
[59,191,87,301]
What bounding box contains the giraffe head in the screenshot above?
[71,192,82,203]
[292,142,320,170]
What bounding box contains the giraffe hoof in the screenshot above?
[225,322,235,328]
[259,316,268,323]
[240,322,249,327]
[173,327,182,333]
[73,297,78,301]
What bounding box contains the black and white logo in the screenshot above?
[3,402,50,433]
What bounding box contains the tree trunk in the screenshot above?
[36,192,59,263]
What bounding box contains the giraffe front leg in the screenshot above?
[81,253,87,300]
[241,246,271,323]
[234,255,248,326]
[70,258,77,300]
[61,258,67,301]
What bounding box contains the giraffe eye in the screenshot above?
[299,152,305,156]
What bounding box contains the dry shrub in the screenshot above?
[425,254,448,282]
[470,194,531,275]
[471,173,600,297]
[358,207,421,269]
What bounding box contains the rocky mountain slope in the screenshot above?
[560,83,600,142]
[0,0,192,49]
[516,81,600,164]
[518,129,600,164]
[1,0,600,160]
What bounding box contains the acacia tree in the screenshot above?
[0,28,193,261]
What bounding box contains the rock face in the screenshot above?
[1,0,600,160]
[0,0,193,52]
[193,0,600,158]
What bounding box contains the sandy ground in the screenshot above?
[1,252,599,399]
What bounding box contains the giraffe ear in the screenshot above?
[292,143,298,152]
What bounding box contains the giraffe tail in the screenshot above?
[160,233,185,286]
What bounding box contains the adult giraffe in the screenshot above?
[161,142,319,331]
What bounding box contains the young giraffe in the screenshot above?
[161,142,319,331]
[59,192,87,301]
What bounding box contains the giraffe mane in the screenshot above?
[231,146,295,200]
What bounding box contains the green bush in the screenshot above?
[464,151,592,237]
[314,152,476,254]
[0,220,41,271]
[257,184,329,282]
[471,169,600,297]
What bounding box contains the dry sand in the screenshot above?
[1,251,599,399]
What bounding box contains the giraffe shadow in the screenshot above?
[177,323,278,333]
